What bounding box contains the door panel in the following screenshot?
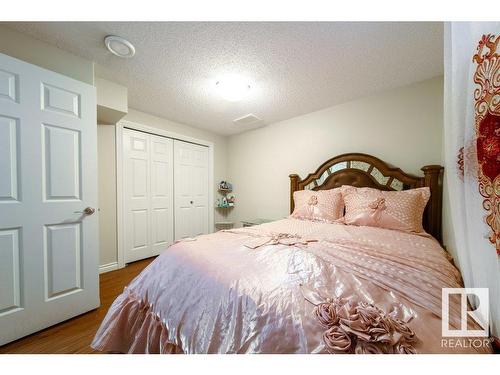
[150,134,173,255]
[132,209,148,248]
[44,223,82,300]
[132,158,148,197]
[41,83,80,118]
[42,124,81,201]
[0,68,18,103]
[123,130,173,263]
[0,228,21,315]
[0,53,98,346]
[174,140,209,240]
[124,129,150,263]
[0,115,19,201]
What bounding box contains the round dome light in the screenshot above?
[215,74,251,102]
[104,35,136,58]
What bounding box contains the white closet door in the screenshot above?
[174,140,209,240]
[0,53,98,345]
[123,129,173,263]
[150,134,174,255]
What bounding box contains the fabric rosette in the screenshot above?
[313,297,417,354]
[323,326,352,353]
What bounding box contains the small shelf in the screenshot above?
[215,205,234,209]
[218,188,232,193]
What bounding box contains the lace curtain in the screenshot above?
[444,22,500,337]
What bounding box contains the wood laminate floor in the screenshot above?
[0,257,154,354]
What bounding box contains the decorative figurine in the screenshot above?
[218,181,232,191]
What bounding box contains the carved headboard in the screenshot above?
[289,153,444,242]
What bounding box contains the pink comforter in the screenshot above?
[91,219,491,354]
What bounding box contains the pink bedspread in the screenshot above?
[91,219,491,354]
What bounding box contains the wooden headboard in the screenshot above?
[289,153,444,242]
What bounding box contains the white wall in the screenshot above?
[227,77,444,229]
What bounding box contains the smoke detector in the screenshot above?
[104,35,136,58]
[233,114,262,126]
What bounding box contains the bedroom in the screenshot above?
[1,0,499,373]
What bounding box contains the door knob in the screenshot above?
[84,207,96,215]
[75,207,96,215]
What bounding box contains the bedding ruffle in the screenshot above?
[91,289,183,354]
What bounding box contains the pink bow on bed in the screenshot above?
[243,232,318,249]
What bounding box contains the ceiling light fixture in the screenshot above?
[104,35,136,58]
[215,74,251,102]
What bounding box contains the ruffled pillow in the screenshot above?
[341,185,430,233]
[290,189,344,224]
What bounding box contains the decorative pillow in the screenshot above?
[341,186,430,233]
[290,189,344,223]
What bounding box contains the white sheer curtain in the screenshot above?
[444,22,500,338]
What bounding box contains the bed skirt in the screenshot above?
[91,290,183,354]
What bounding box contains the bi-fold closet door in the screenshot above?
[123,129,174,263]
[123,128,209,264]
[173,140,209,240]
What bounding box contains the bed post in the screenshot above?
[421,165,444,243]
[289,174,300,214]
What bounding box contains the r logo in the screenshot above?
[441,288,489,337]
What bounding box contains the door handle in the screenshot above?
[190,201,194,204]
[75,207,96,215]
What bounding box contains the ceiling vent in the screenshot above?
[233,113,262,127]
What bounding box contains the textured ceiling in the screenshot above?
[4,22,443,135]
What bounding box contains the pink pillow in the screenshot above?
[290,189,344,223]
[341,186,430,233]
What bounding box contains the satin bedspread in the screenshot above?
[91,219,491,354]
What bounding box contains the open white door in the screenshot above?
[0,53,99,345]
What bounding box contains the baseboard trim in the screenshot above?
[99,262,119,274]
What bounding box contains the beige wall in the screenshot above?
[227,77,444,231]
[96,77,128,124]
[97,125,118,266]
[0,25,94,84]
[98,108,229,266]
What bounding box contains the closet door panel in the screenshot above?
[124,129,151,263]
[174,145,194,239]
[192,153,208,236]
[174,140,209,240]
[123,129,174,263]
[150,135,173,255]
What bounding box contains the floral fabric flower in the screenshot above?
[354,340,390,354]
[313,297,417,354]
[323,326,352,353]
[394,341,417,354]
[315,302,338,327]
[308,195,319,205]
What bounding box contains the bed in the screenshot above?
[91,153,491,354]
